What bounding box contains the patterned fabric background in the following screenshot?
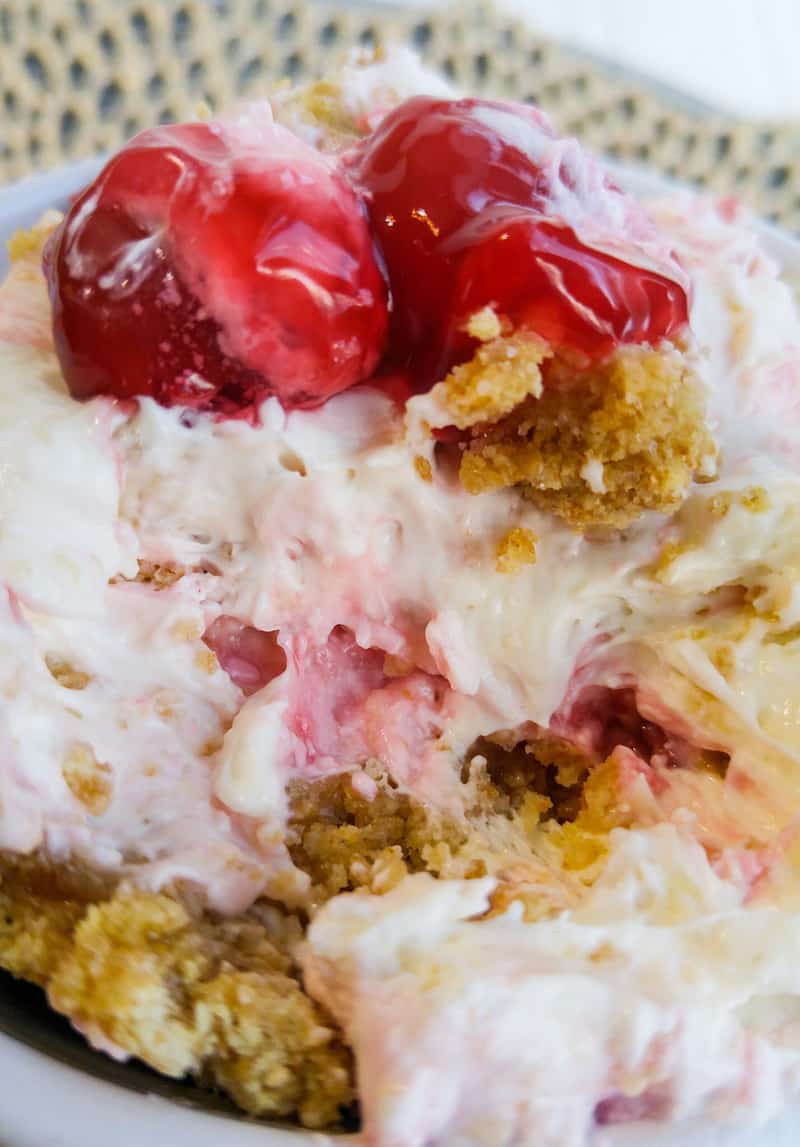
[1,0,799,231]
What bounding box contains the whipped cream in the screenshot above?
[305,825,800,1147]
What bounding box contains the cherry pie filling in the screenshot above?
[45,94,689,415]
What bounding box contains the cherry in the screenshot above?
[346,96,689,384]
[203,616,287,695]
[45,110,388,415]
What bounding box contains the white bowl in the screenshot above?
[1,158,799,1147]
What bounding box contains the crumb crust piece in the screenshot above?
[0,747,624,1128]
[440,333,548,429]
[444,341,715,529]
[495,526,538,574]
[0,857,352,1128]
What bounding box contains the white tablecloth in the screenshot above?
[413,0,800,119]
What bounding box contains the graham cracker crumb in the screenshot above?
[133,560,183,589]
[495,526,538,574]
[45,654,91,691]
[299,81,359,134]
[366,846,409,895]
[62,744,112,816]
[0,861,100,984]
[0,857,352,1127]
[414,455,433,483]
[543,755,634,871]
[464,306,505,343]
[707,492,734,517]
[195,649,218,675]
[741,485,770,513]
[705,486,769,517]
[766,622,800,646]
[484,856,577,922]
[649,540,688,581]
[154,689,182,721]
[171,618,204,641]
[274,80,362,149]
[437,334,549,429]
[459,344,715,529]
[286,773,469,903]
[6,221,57,262]
[710,642,736,678]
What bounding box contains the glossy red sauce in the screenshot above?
[45,96,690,415]
[44,119,387,414]
[348,96,689,384]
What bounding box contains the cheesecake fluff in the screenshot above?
[2,51,800,1147]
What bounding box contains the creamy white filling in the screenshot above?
[305,826,800,1147]
[12,83,796,882]
[2,53,800,1147]
[0,344,136,614]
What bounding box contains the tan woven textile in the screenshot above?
[1,0,798,231]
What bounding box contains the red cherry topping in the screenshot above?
[45,109,388,414]
[347,96,689,383]
[203,616,287,695]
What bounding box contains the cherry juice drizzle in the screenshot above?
[45,118,387,415]
[348,96,689,386]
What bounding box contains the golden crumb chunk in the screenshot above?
[133,560,184,588]
[170,618,204,641]
[437,335,549,429]
[459,344,715,529]
[273,80,363,149]
[544,754,637,871]
[708,485,771,517]
[0,881,87,985]
[194,648,218,675]
[62,743,112,816]
[0,860,352,1128]
[286,772,468,903]
[45,654,91,690]
[495,526,538,573]
[648,540,688,581]
[484,855,579,922]
[6,221,57,262]
[414,454,433,482]
[300,81,359,133]
[464,306,505,343]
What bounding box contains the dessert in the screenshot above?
[2,47,800,1146]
